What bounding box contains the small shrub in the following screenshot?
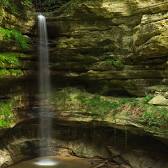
[142,95,153,103]
[0,52,20,67]
[0,69,23,77]
[140,106,168,128]
[0,27,29,50]
[0,100,15,128]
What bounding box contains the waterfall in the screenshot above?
[38,14,52,156]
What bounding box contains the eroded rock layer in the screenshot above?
[47,0,168,96]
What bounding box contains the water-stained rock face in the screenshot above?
[0,2,36,80]
[1,120,168,168]
[46,0,168,96]
[0,7,35,34]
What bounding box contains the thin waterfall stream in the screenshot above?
[38,14,52,157]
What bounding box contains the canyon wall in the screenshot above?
[47,0,168,96]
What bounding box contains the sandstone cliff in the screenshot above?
[47,0,168,96]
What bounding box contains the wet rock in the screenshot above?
[1,119,168,167]
[45,0,168,96]
[148,95,168,106]
[0,150,12,168]
[108,146,168,168]
[147,85,168,98]
[0,5,35,34]
[70,143,110,158]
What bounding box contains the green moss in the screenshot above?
[0,52,21,68]
[103,57,124,69]
[91,57,124,70]
[0,0,32,15]
[0,69,23,77]
[51,87,168,131]
[0,27,29,50]
[0,100,16,128]
[77,95,119,119]
[140,106,168,129]
[51,88,125,119]
[117,96,168,130]
[0,52,27,77]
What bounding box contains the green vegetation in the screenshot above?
[78,95,119,119]
[100,57,124,70]
[142,95,153,103]
[0,52,26,77]
[0,27,29,50]
[51,88,168,130]
[140,106,168,129]
[105,57,124,69]
[0,52,21,68]
[51,88,132,119]
[91,57,124,70]
[0,100,16,128]
[116,96,168,130]
[0,0,32,14]
[0,69,23,77]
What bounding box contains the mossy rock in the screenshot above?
[90,57,124,71]
[0,99,16,128]
[146,85,168,98]
[49,87,168,139]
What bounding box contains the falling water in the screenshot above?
[38,14,51,156]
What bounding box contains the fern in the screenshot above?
[0,100,16,128]
[0,53,21,68]
[0,27,29,50]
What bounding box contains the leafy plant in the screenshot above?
[0,0,17,13]
[0,69,23,77]
[140,106,168,128]
[0,100,15,128]
[0,52,20,68]
[142,95,153,103]
[0,27,29,50]
[101,57,124,70]
[21,0,32,6]
[78,95,119,119]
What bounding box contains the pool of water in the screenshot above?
[9,156,91,168]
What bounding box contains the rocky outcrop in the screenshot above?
[46,0,168,96]
[0,6,35,34]
[0,2,37,132]
[0,121,168,168]
[10,87,168,140]
[0,2,36,79]
[0,3,35,51]
[148,95,168,105]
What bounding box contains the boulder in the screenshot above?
[148,95,168,106]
